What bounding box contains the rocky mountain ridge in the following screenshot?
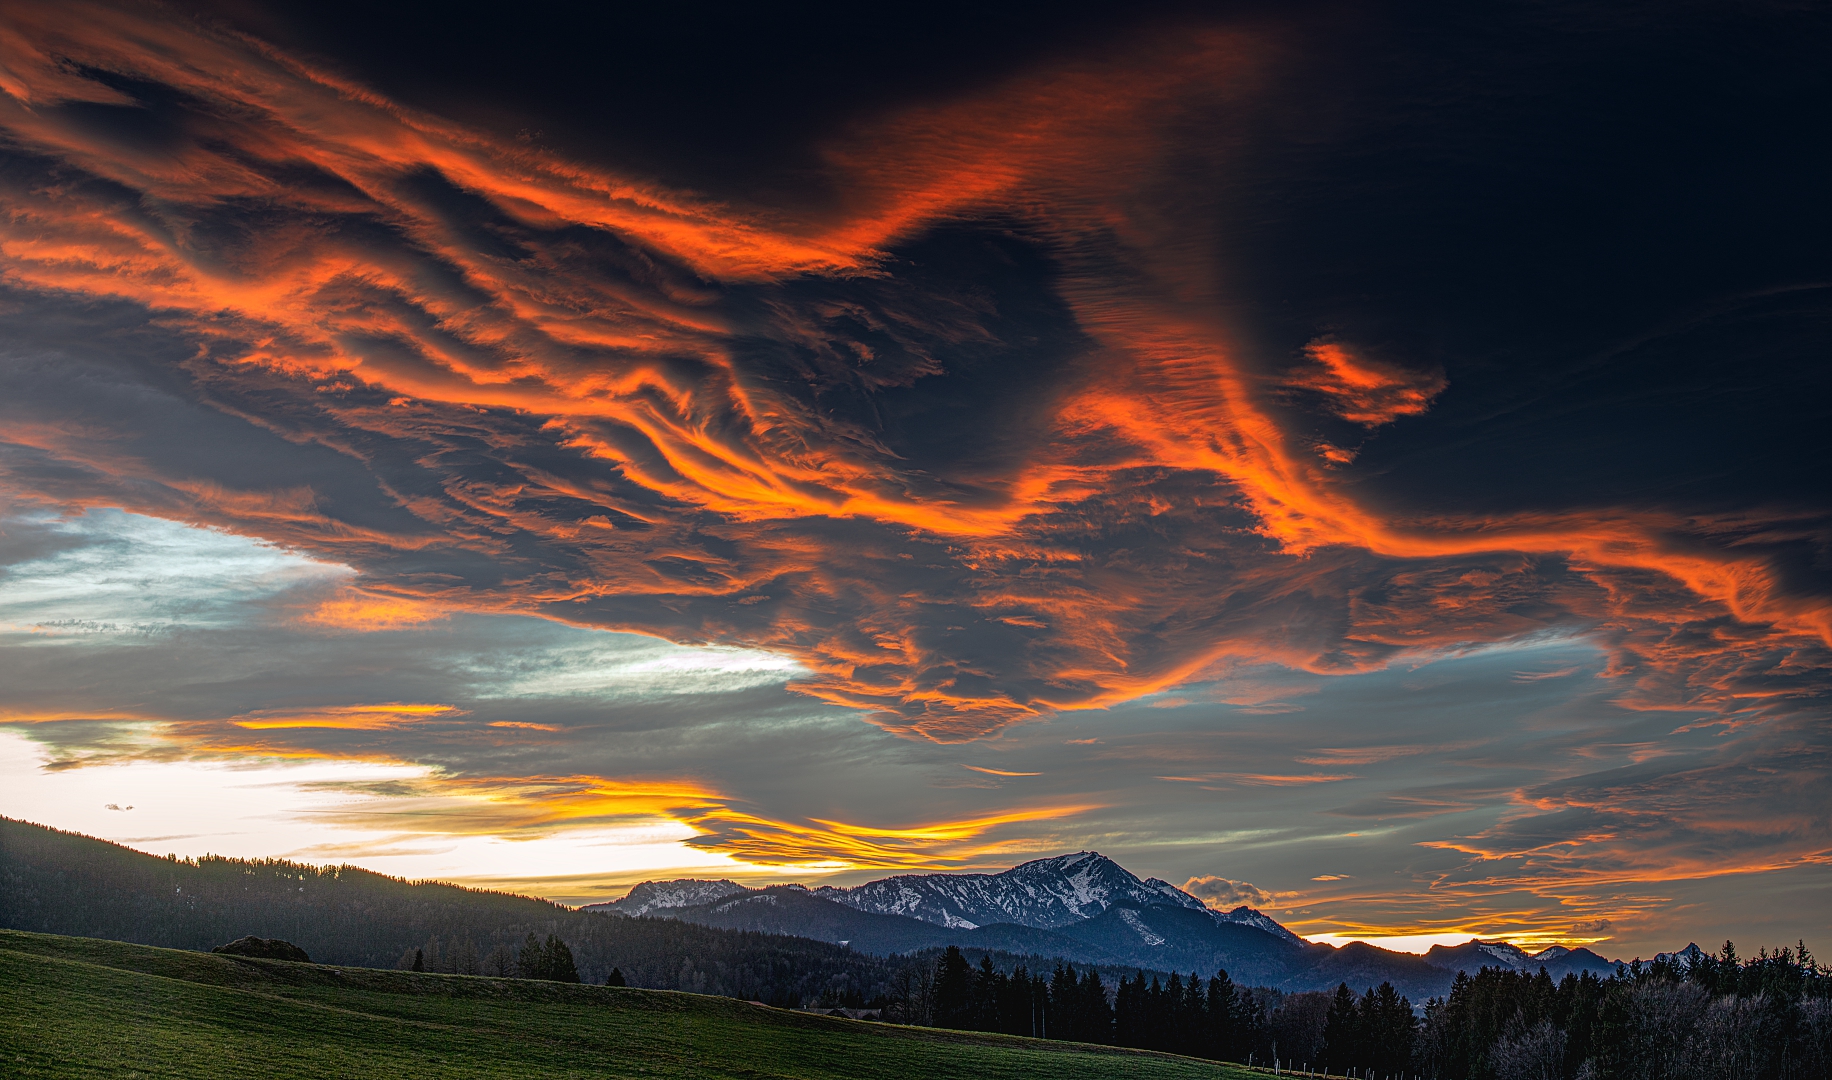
[592,851,1307,944]
[585,852,1647,995]
[811,852,1208,930]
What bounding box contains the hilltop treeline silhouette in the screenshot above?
[898,944,1832,1078]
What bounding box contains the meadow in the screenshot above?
[0,929,1261,1079]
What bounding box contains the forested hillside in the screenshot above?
[0,817,897,1005]
[1412,949,1832,1079]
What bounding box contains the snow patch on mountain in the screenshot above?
[585,878,749,917]
[1143,877,1211,911]
[1118,908,1168,946]
[817,851,1218,931]
[1423,939,1625,978]
[590,852,1310,947]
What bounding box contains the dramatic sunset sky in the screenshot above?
[1,0,1827,957]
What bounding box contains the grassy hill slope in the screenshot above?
[0,929,1257,1079]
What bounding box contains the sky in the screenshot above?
[0,0,1828,959]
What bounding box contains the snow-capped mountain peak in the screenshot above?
[1481,941,1534,966]
[814,851,1283,936]
[1211,905,1309,946]
[584,878,748,917]
[587,853,1308,948]
[1142,876,1211,911]
[1423,939,1536,973]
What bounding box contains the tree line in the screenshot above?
[1415,943,1832,1079]
[899,945,1329,1065]
[396,931,581,983]
[899,943,1832,1079]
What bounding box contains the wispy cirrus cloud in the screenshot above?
[1282,340,1447,429]
[1158,773,1356,786]
[0,512,1822,949]
[0,2,1823,748]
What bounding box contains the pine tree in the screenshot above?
[994,963,1029,1035]
[606,966,625,987]
[1115,972,1145,1046]
[1180,971,1206,1057]
[1049,964,1078,1040]
[971,954,1001,1031]
[1080,968,1112,1044]
[516,932,544,979]
[411,947,424,973]
[1368,981,1412,1072]
[932,946,973,1029]
[543,934,580,983]
[1145,975,1168,1051]
[1322,982,1358,1071]
[1207,968,1239,1061]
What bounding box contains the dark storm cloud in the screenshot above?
[3,1,1826,741]
[0,0,1828,945]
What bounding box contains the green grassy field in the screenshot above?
[0,929,1265,1079]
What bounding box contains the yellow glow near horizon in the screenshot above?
[0,729,756,901]
[0,727,1112,902]
[1308,932,1494,954]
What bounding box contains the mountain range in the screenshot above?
[585,852,1636,997]
[0,817,1699,1002]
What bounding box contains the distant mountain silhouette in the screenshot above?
[1423,939,1620,980]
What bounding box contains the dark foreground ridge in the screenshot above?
[0,928,1249,1080]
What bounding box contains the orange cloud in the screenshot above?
[300,589,450,631]
[0,0,1825,748]
[231,704,462,731]
[1283,340,1448,428]
[683,802,1105,869]
[5,709,1100,871]
[302,772,1101,870]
